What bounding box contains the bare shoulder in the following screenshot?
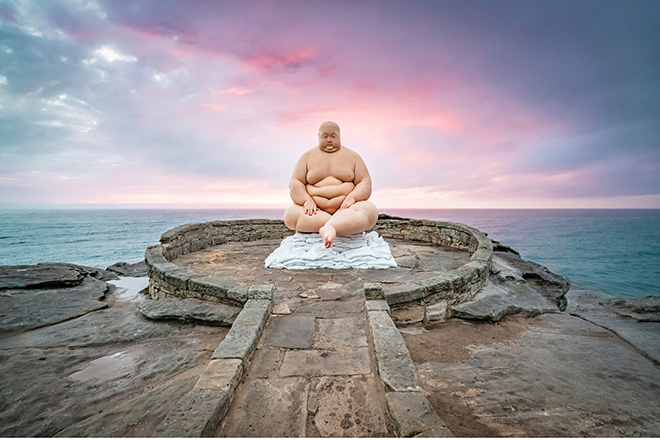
[341,146,365,164]
[295,147,316,165]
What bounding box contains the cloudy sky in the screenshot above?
[1,0,659,209]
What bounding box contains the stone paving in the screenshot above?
[170,238,470,437]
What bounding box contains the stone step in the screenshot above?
[138,297,241,326]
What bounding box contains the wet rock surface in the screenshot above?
[404,293,660,437]
[0,263,121,334]
[0,263,228,437]
[0,262,119,290]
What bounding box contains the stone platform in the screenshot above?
[169,237,468,437]
[172,237,470,316]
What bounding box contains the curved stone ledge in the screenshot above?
[145,219,289,305]
[369,214,493,325]
[146,215,493,325]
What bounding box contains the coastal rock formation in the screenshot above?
[0,263,118,334]
[566,287,660,364]
[607,295,660,322]
[107,261,148,278]
[450,247,571,322]
[0,262,118,290]
[0,262,228,437]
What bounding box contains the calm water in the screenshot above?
[1,208,658,299]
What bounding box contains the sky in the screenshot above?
[1,0,659,209]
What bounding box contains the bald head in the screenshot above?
[317,121,341,153]
[319,121,340,134]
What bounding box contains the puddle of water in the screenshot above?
[109,276,148,302]
[68,351,136,382]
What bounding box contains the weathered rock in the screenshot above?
[450,252,569,322]
[451,280,557,322]
[409,313,660,437]
[386,391,453,437]
[424,300,449,325]
[307,376,389,437]
[54,376,197,438]
[218,378,309,437]
[106,261,148,278]
[0,277,109,334]
[0,262,117,290]
[138,297,241,326]
[566,287,660,364]
[0,295,226,437]
[0,304,191,349]
[490,239,520,255]
[607,294,660,322]
[494,251,570,310]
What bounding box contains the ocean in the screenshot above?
[1,208,658,300]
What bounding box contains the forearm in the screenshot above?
[289,179,314,205]
[348,178,372,202]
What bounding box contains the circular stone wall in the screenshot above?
[369,215,493,324]
[144,215,493,324]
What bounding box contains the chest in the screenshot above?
[306,154,355,184]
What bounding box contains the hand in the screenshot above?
[340,195,357,210]
[303,199,318,216]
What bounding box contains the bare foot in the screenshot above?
[319,224,337,248]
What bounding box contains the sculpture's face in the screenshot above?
[317,122,341,153]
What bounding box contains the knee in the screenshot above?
[363,200,378,228]
[354,201,378,228]
[283,206,298,231]
[366,205,378,228]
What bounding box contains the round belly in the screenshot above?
[306,181,355,199]
[307,181,355,213]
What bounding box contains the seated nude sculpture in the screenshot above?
[283,121,379,248]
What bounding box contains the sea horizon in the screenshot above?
[1,208,659,301]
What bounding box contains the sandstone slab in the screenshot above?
[314,316,368,349]
[138,297,240,325]
[0,278,109,334]
[217,377,309,437]
[0,262,117,290]
[386,391,452,437]
[263,315,316,349]
[567,287,660,364]
[295,299,364,317]
[410,313,660,437]
[307,376,389,437]
[156,388,230,437]
[279,348,371,377]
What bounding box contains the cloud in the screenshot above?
[1,0,659,208]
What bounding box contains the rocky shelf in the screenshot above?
[3,216,659,437]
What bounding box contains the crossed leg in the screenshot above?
[283,201,379,248]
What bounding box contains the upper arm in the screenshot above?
[290,153,309,186]
[353,152,372,186]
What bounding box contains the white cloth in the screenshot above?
[265,231,398,270]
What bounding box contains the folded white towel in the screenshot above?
[265,231,398,270]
